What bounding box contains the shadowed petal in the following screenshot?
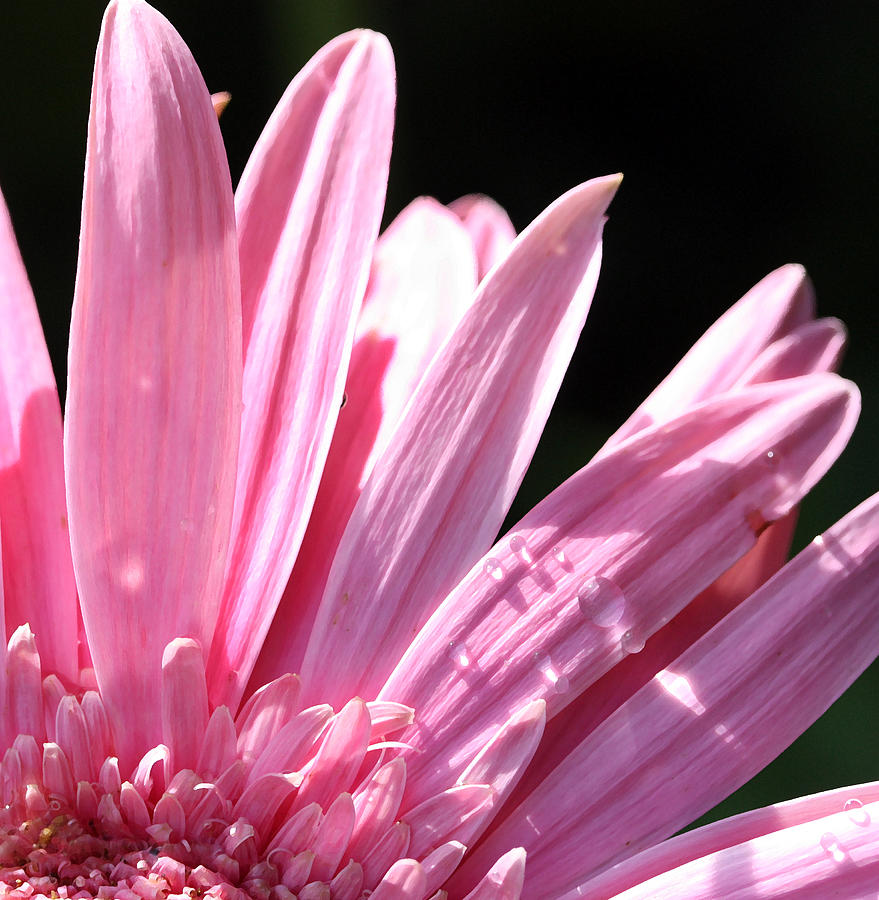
[301,174,621,708]
[458,491,879,896]
[462,848,526,900]
[253,197,477,685]
[382,375,858,802]
[449,194,517,280]
[0,188,77,681]
[208,30,395,709]
[567,781,879,899]
[64,0,242,769]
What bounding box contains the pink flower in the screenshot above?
[0,1,876,897]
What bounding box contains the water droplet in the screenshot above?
[819,832,848,864]
[844,798,870,827]
[552,546,566,564]
[534,653,569,695]
[448,642,472,670]
[509,535,533,566]
[620,629,645,654]
[577,576,626,627]
[180,518,195,533]
[764,448,778,467]
[483,558,504,581]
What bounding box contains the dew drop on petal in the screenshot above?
[483,558,504,581]
[577,576,626,627]
[448,642,472,670]
[509,535,533,566]
[820,832,848,863]
[620,628,645,655]
[844,798,870,827]
[552,546,566,564]
[764,448,779,467]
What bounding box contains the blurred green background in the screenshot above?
[1,0,876,836]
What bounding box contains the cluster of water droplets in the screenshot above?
[447,534,645,703]
[817,796,872,868]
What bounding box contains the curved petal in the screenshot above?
[0,188,76,680]
[606,264,815,448]
[300,174,622,708]
[208,30,395,709]
[64,0,242,769]
[462,848,526,900]
[459,491,879,896]
[448,194,517,280]
[567,781,879,899]
[381,375,859,803]
[253,198,477,685]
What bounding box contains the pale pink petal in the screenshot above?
[382,375,858,803]
[737,317,846,386]
[606,264,814,447]
[209,30,395,709]
[449,193,517,279]
[405,784,497,859]
[310,792,355,882]
[459,491,879,896]
[0,187,77,681]
[349,757,407,860]
[421,840,467,896]
[161,638,209,776]
[294,698,371,811]
[54,695,92,782]
[301,174,621,708]
[246,704,333,785]
[197,706,238,780]
[6,624,42,740]
[255,197,477,684]
[235,673,302,765]
[330,860,364,900]
[569,781,879,899]
[232,773,299,842]
[370,858,427,900]
[362,822,411,887]
[64,0,242,770]
[514,510,797,799]
[462,848,526,900]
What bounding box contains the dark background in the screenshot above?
[2,1,876,831]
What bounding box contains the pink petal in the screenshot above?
[421,840,467,896]
[349,757,407,861]
[246,704,333,785]
[301,174,621,708]
[254,197,477,685]
[161,638,209,776]
[448,194,518,279]
[606,263,814,447]
[197,705,238,780]
[6,624,43,740]
[0,187,77,681]
[369,858,427,900]
[737,316,846,386]
[382,375,858,803]
[462,848,526,900]
[405,784,497,860]
[310,792,356,882]
[208,30,395,709]
[460,490,879,896]
[235,673,303,765]
[569,781,879,899]
[362,822,411,887]
[64,0,242,770]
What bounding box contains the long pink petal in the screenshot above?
[253,197,477,685]
[207,30,395,710]
[64,0,242,770]
[382,375,858,803]
[458,491,879,896]
[300,174,621,708]
[0,188,77,680]
[568,781,879,899]
[462,848,526,900]
[606,263,814,448]
[448,194,517,279]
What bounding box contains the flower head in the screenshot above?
[0,1,876,898]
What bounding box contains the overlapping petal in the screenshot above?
[0,190,76,681]
[209,29,396,710]
[300,174,621,708]
[64,0,242,768]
